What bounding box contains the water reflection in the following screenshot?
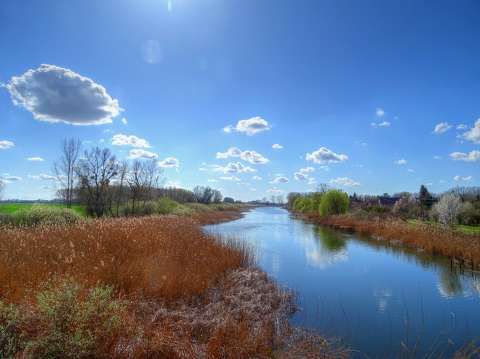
[296,223,349,269]
[206,207,480,358]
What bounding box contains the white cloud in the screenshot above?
[457,124,467,130]
[158,157,179,168]
[241,150,269,164]
[461,119,480,144]
[224,117,271,136]
[454,175,473,182]
[449,150,480,162]
[371,121,391,128]
[306,147,348,164]
[204,162,256,174]
[294,172,309,181]
[128,149,158,159]
[433,122,452,134]
[216,147,269,164]
[252,175,262,181]
[0,140,15,150]
[1,174,22,183]
[6,64,121,125]
[407,168,415,173]
[433,155,442,160]
[376,108,385,117]
[112,134,151,148]
[330,177,360,187]
[216,147,242,159]
[121,117,128,125]
[271,176,289,184]
[294,167,315,181]
[27,157,44,162]
[272,144,283,150]
[395,159,407,165]
[207,179,218,183]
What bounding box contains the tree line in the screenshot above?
[54,138,226,217]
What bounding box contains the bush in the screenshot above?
[156,197,180,215]
[319,190,349,216]
[0,279,127,358]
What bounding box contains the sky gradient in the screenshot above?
[1,0,479,200]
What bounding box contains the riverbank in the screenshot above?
[0,211,345,358]
[296,211,480,270]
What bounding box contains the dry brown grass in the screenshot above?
[0,212,344,358]
[309,213,480,269]
[0,215,251,303]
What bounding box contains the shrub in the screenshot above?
[156,197,179,215]
[0,279,127,358]
[25,279,126,358]
[319,190,349,216]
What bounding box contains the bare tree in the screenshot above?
[54,138,81,208]
[114,161,129,216]
[76,147,118,217]
[212,189,223,203]
[127,159,163,214]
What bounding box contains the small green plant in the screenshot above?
[319,190,349,216]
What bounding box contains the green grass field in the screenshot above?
[0,203,86,216]
[407,219,480,235]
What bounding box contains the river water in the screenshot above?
[205,207,480,358]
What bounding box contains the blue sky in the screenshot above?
[0,0,479,201]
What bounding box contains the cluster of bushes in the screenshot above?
[0,278,127,358]
[292,190,349,216]
[0,207,82,227]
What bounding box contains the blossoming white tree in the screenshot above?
[432,193,462,226]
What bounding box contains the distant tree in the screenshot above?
[157,187,196,203]
[113,161,129,216]
[212,189,223,203]
[319,190,349,216]
[54,138,81,208]
[127,159,162,213]
[393,195,420,219]
[223,197,235,204]
[431,193,462,226]
[287,192,302,209]
[419,184,434,218]
[76,147,118,217]
[193,186,216,204]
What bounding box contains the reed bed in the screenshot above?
[0,213,345,357]
[0,215,251,303]
[309,213,480,269]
